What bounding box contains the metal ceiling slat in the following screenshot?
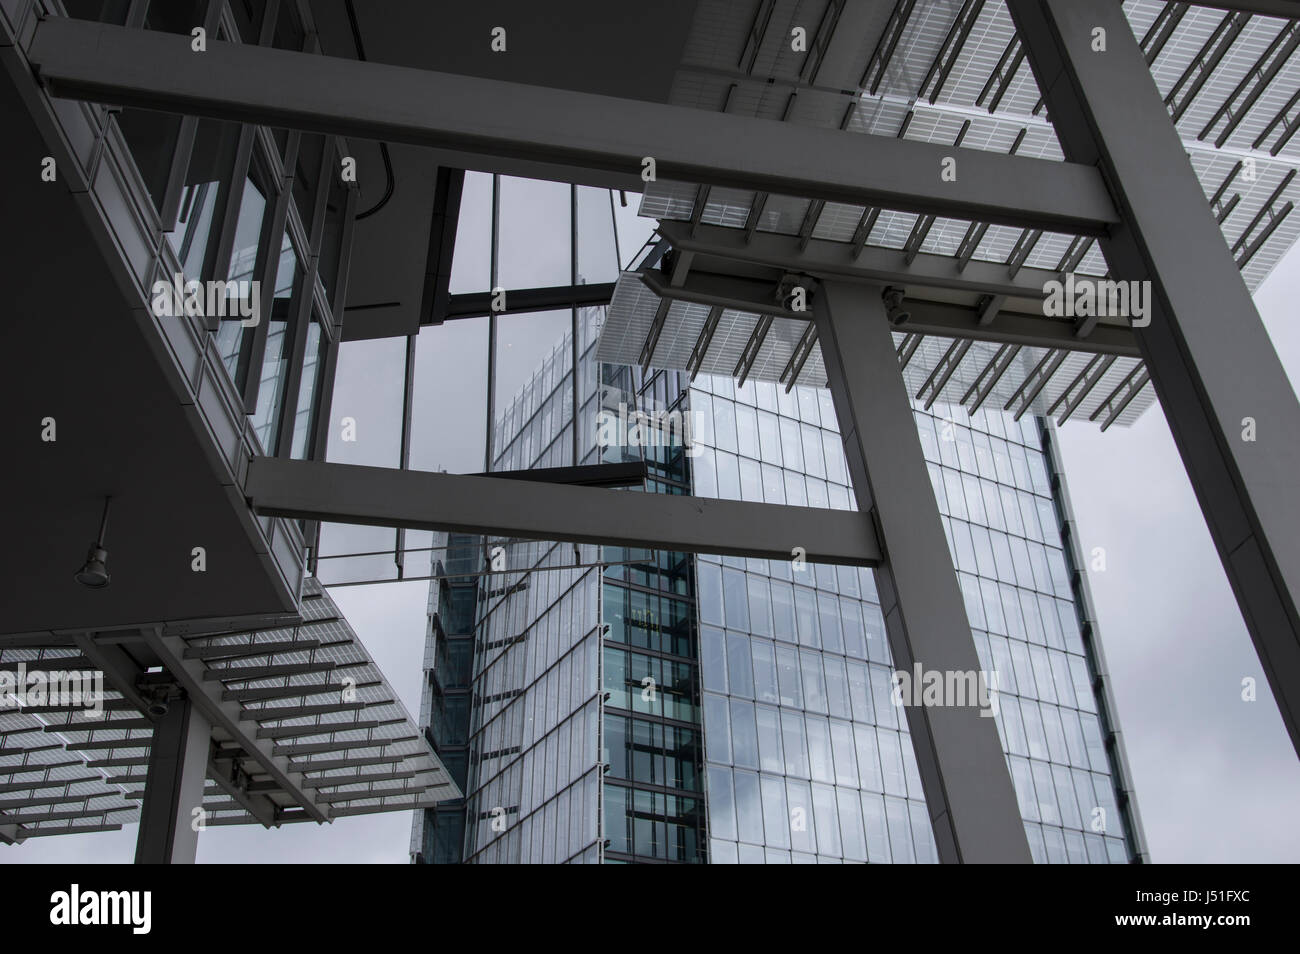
[1011,350,1068,420]
[183,638,323,659]
[1252,84,1300,151]
[1168,11,1252,122]
[801,0,848,85]
[861,0,919,94]
[1143,2,1190,66]
[978,34,1021,109]
[734,314,775,388]
[1237,200,1294,268]
[780,323,818,392]
[1218,191,1243,223]
[898,332,925,372]
[1006,227,1044,278]
[739,0,778,75]
[1057,354,1118,424]
[639,299,672,372]
[1208,159,1244,207]
[924,338,975,409]
[1000,347,1056,415]
[797,199,826,251]
[686,304,723,380]
[1089,362,1148,424]
[960,342,1014,408]
[1100,372,1152,432]
[1203,22,1300,146]
[924,0,987,105]
[916,337,965,404]
[1231,168,1296,252]
[1047,353,1104,417]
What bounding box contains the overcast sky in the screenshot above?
[8,195,1300,864]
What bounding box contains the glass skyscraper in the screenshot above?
[412,310,1145,864]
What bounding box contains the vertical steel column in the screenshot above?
[396,333,417,577]
[276,135,333,461]
[135,694,211,864]
[1010,0,1300,755]
[156,0,223,229]
[814,281,1031,863]
[241,131,299,414]
[484,174,500,472]
[571,184,580,467]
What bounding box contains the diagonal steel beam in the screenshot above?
[815,280,1031,863]
[1011,0,1300,760]
[141,630,329,823]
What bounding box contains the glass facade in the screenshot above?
[412,532,477,865]
[599,363,706,863]
[691,375,1136,864]
[453,313,606,865]
[691,376,935,864]
[414,333,1140,863]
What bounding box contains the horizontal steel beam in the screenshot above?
[245,457,883,566]
[442,282,617,323]
[657,220,1062,301]
[638,270,1142,357]
[638,269,803,320]
[1190,1,1300,17]
[27,18,1120,234]
[902,299,1141,356]
[476,461,647,488]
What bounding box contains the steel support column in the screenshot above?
[1010,0,1300,755]
[134,693,210,865]
[814,281,1031,863]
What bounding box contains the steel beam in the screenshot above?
[142,630,330,823]
[1010,0,1300,755]
[134,694,210,864]
[26,17,1119,235]
[814,281,1031,863]
[476,461,648,488]
[638,269,802,321]
[1189,1,1300,17]
[656,220,1066,301]
[440,283,616,323]
[244,456,882,567]
[638,270,1141,357]
[420,167,464,327]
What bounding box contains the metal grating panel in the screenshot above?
[0,583,458,841]
[629,0,1300,431]
[597,274,1154,425]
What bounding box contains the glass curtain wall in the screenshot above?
[599,364,706,863]
[689,373,1137,864]
[412,532,478,864]
[459,309,605,864]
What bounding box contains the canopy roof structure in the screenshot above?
[597,0,1300,429]
[0,581,457,845]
